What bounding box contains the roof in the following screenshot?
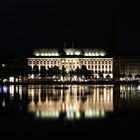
[31,48,107,57]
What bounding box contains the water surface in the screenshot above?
[0,84,140,139]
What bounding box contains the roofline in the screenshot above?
[27,57,113,59]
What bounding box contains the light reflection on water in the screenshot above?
[0,84,140,120]
[120,84,140,99]
[27,85,113,120]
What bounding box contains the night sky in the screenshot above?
[0,0,140,57]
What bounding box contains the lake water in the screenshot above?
[0,84,140,139]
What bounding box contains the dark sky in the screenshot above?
[0,0,140,57]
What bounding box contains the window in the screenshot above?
[102,65,104,69]
[29,61,32,64]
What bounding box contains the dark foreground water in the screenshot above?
[0,84,140,139]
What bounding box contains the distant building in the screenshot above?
[27,48,113,78]
[119,56,140,77]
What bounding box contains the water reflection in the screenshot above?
[27,85,113,120]
[119,84,140,111]
[1,84,140,121]
[3,85,8,93]
[120,84,140,99]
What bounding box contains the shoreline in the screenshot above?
[0,80,140,85]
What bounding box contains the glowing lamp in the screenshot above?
[35,53,40,56]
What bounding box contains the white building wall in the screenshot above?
[27,57,113,78]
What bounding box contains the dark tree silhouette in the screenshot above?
[61,66,67,81]
[33,65,39,79]
[40,66,46,80]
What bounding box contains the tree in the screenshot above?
[33,65,39,79]
[40,66,46,80]
[98,71,103,79]
[69,70,75,81]
[81,65,87,80]
[61,66,67,81]
[80,65,92,80]
[26,65,32,78]
[46,66,61,80]
[46,67,54,79]
[106,74,110,79]
[52,66,61,80]
[75,67,81,81]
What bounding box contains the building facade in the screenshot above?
[119,56,140,78]
[27,48,113,78]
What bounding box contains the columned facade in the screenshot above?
[27,57,113,78]
[27,48,113,78]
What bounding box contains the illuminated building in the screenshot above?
[27,48,113,78]
[119,56,140,78]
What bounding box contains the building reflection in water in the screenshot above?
[27,85,114,120]
[120,84,140,99]
[1,84,140,120]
